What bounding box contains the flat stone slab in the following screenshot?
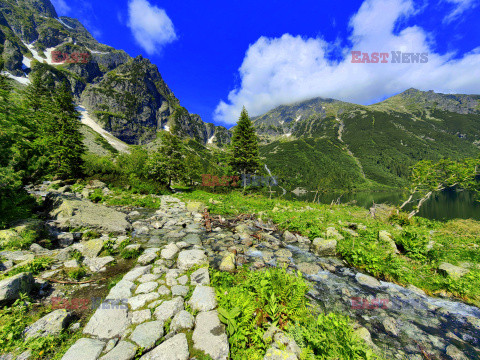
[188,285,217,312]
[80,239,104,258]
[130,321,164,350]
[171,285,189,297]
[83,302,130,339]
[0,272,34,305]
[128,293,160,310]
[355,273,382,288]
[161,243,180,260]
[190,268,210,285]
[84,256,115,272]
[136,282,158,294]
[100,341,137,360]
[137,274,160,283]
[50,195,131,234]
[154,297,184,322]
[177,249,207,270]
[193,310,229,360]
[24,309,71,338]
[140,333,189,360]
[106,279,136,300]
[171,310,194,332]
[123,266,152,282]
[138,252,157,265]
[61,338,105,360]
[132,309,152,324]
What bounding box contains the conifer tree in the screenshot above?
[229,107,260,186]
[160,132,185,187]
[47,81,85,179]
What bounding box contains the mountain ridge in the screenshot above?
[0,0,230,146]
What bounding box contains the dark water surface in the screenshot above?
[282,189,480,221]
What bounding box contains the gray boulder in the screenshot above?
[49,194,131,234]
[61,338,105,360]
[0,272,34,305]
[188,285,217,312]
[312,238,337,256]
[24,309,71,339]
[193,310,229,360]
[438,262,469,279]
[140,333,189,360]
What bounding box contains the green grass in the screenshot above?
[0,296,83,359]
[211,266,378,360]
[179,190,480,306]
[0,257,54,280]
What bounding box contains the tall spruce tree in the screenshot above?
[47,81,85,179]
[229,107,260,186]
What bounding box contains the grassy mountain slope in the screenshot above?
[256,90,480,190]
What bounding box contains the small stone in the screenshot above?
[193,310,229,360]
[171,285,189,297]
[382,317,398,336]
[137,252,157,265]
[131,309,152,324]
[83,301,130,339]
[177,249,207,270]
[219,253,236,272]
[64,259,80,268]
[378,230,398,253]
[84,256,115,272]
[171,310,194,332]
[312,237,337,256]
[139,333,189,360]
[177,275,188,285]
[438,262,469,279]
[104,339,117,353]
[107,280,136,300]
[61,338,105,360]
[154,297,184,322]
[190,267,210,286]
[282,231,297,243]
[100,341,137,360]
[128,293,160,310]
[326,227,344,240]
[130,321,164,350]
[297,262,321,275]
[0,272,34,305]
[80,238,104,258]
[123,266,152,282]
[137,274,160,283]
[157,285,171,296]
[166,269,182,286]
[24,309,71,338]
[264,347,297,360]
[446,345,469,360]
[136,282,158,294]
[355,273,381,288]
[161,243,180,260]
[188,285,217,312]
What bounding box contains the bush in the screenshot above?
[67,267,86,281]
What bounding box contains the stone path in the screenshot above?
[61,197,229,360]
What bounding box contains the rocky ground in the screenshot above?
[0,181,479,359]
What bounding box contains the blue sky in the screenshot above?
[52,0,480,128]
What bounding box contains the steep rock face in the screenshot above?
[0,0,231,146]
[81,56,178,144]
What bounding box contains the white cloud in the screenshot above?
[127,0,177,55]
[50,0,71,15]
[214,0,480,124]
[443,0,478,23]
